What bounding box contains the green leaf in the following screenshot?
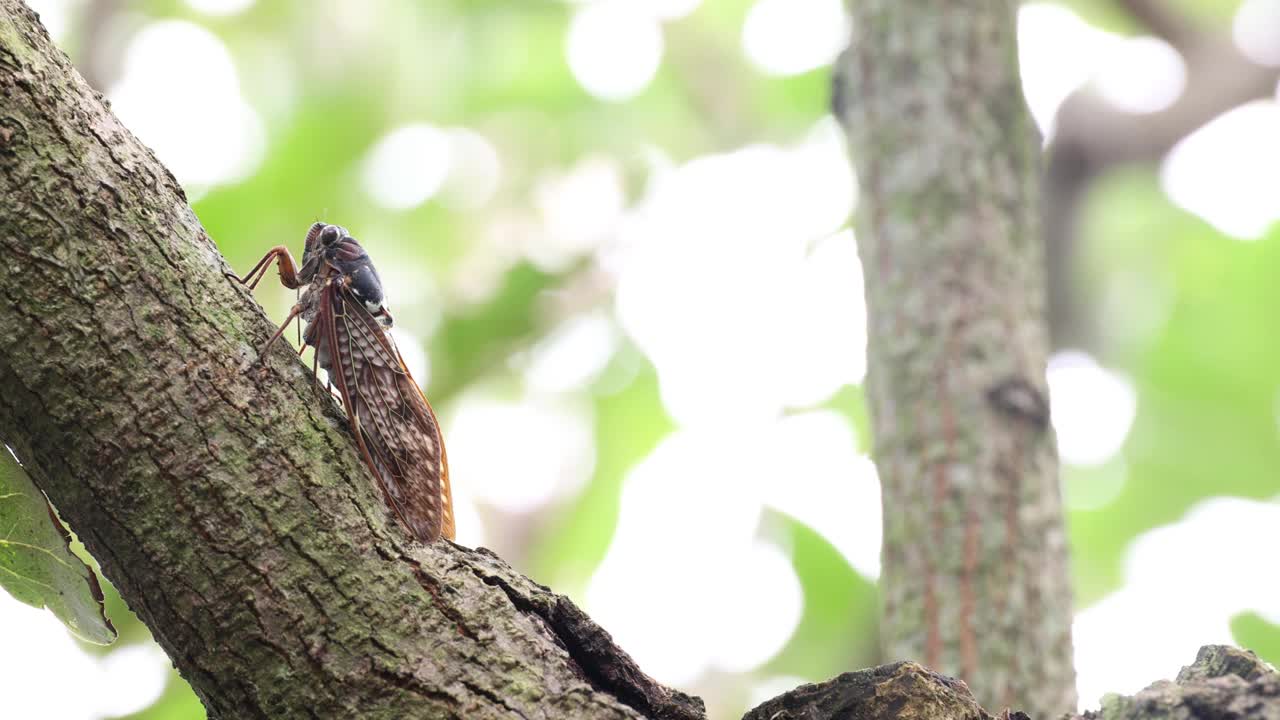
[0,450,116,644]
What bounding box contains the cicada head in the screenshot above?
[300,222,348,282]
[300,222,392,325]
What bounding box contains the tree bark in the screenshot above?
[832,3,1076,717]
[0,4,706,718]
[744,661,1004,720]
[1065,645,1280,720]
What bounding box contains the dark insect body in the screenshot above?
[233,222,455,542]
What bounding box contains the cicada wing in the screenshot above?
[387,344,456,541]
[319,283,454,542]
[384,330,456,540]
[437,430,455,540]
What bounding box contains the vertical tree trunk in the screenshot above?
[832,4,1076,717]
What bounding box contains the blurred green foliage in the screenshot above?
[1074,172,1280,606]
[530,360,674,591]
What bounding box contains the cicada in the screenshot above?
[233,222,455,542]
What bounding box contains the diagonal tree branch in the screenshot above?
[1112,0,1203,49]
[0,3,704,718]
[1044,0,1280,346]
[1051,40,1275,173]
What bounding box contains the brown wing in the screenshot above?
[318,282,455,542]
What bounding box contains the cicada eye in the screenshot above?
[319,225,342,246]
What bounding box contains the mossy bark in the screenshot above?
[832,3,1076,717]
[0,4,704,718]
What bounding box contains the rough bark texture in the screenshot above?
[739,645,1274,720]
[1066,646,1280,720]
[832,3,1076,717]
[743,662,1000,720]
[0,4,706,718]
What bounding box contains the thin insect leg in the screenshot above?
[227,250,276,289]
[228,246,304,290]
[298,342,320,392]
[314,338,325,389]
[255,304,303,360]
[312,351,328,395]
[295,287,301,346]
[229,249,283,290]
[305,347,324,393]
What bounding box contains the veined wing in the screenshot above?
[317,281,455,542]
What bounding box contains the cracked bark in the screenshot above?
[832,3,1076,718]
[0,4,706,719]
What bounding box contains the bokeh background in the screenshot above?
[3,0,1280,718]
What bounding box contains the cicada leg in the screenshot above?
[296,286,302,347]
[229,246,310,371]
[227,245,304,290]
[305,343,331,397]
[254,303,304,360]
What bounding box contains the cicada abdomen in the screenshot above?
[233,222,455,542]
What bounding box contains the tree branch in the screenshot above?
[1044,0,1280,346]
[0,4,703,718]
[72,0,121,91]
[1051,43,1275,174]
[1112,0,1203,49]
